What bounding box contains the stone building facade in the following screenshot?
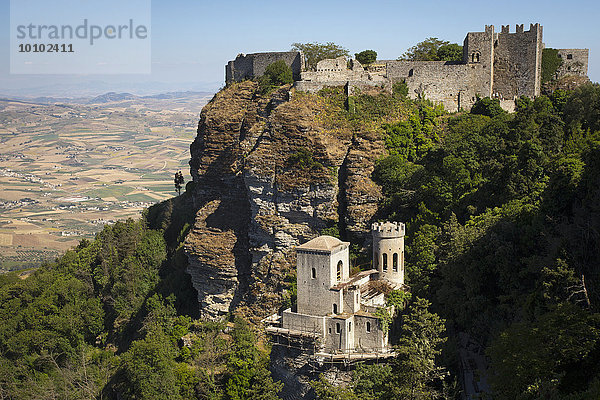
[267,221,406,356]
[225,24,589,113]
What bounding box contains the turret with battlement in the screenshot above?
[372,221,405,287]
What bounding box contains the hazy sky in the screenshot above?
[1,0,599,96]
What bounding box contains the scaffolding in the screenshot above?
[263,313,396,370]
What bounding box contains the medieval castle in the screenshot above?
[226,24,589,112]
[265,221,405,360]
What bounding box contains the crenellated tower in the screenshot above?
[372,221,405,287]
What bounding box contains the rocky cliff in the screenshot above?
[184,81,387,319]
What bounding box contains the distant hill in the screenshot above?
[87,92,138,104]
[0,91,214,105]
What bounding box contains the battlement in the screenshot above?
[371,221,405,238]
[500,23,541,34]
[225,24,588,113]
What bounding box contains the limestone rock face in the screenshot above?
[185,81,385,320]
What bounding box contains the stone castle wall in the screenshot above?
[492,24,543,99]
[386,60,488,112]
[556,49,589,79]
[226,51,304,84]
[224,24,589,112]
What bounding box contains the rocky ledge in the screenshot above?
[184,81,385,320]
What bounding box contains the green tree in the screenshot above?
[258,60,294,93]
[120,327,182,400]
[291,42,349,70]
[541,48,563,83]
[407,224,440,294]
[563,83,600,133]
[392,298,448,399]
[470,97,505,117]
[174,171,184,195]
[353,363,394,400]
[311,375,359,400]
[355,50,377,65]
[401,38,462,62]
[264,60,294,85]
[225,318,282,400]
[488,303,600,399]
[437,43,463,62]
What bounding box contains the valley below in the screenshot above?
[0,92,212,271]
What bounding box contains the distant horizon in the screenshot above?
[1,0,599,97]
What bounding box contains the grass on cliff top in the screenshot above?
[292,85,443,148]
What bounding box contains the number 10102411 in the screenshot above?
[18,43,74,53]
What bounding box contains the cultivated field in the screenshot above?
[0,92,211,270]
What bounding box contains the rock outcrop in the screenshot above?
[184,81,385,319]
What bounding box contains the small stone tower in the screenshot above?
[372,221,405,286]
[296,236,350,316]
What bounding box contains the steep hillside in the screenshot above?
[184,82,411,319]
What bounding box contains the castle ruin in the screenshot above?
[265,221,406,361]
[226,24,589,112]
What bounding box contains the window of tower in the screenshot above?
[366,321,371,332]
[349,322,352,332]
[383,253,388,271]
[401,251,404,268]
[336,323,341,334]
[311,268,316,279]
[393,253,398,272]
[337,260,342,281]
[333,303,338,314]
[374,252,379,269]
[567,54,573,60]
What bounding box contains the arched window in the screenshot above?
[393,253,398,272]
[333,303,338,314]
[374,252,379,269]
[336,322,341,333]
[356,293,359,302]
[471,52,480,63]
[337,260,343,281]
[408,69,414,77]
[366,321,371,332]
[311,268,316,279]
[383,253,388,271]
[349,322,352,332]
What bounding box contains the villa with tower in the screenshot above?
[265,221,406,359]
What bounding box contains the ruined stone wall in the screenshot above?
[295,59,387,94]
[282,308,326,336]
[226,55,253,83]
[493,24,543,99]
[225,51,304,84]
[556,49,589,79]
[386,60,488,112]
